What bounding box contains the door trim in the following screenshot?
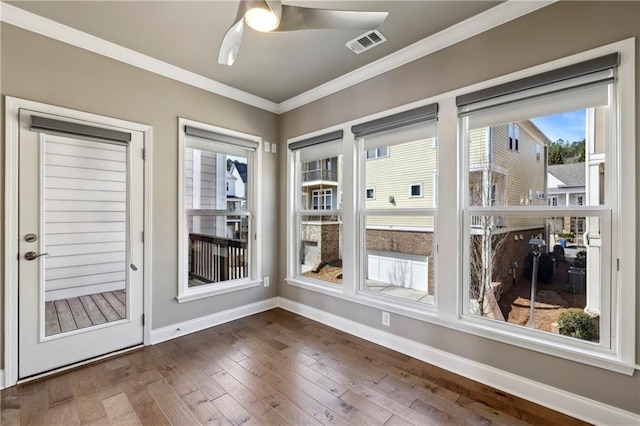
[3,96,154,388]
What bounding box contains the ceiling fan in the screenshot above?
[218,0,388,66]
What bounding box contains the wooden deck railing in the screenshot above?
[189,233,247,283]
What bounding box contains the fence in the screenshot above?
[189,233,247,283]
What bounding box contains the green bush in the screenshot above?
[556,231,574,240]
[557,311,598,341]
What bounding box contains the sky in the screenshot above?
[531,109,586,143]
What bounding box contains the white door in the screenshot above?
[18,109,144,379]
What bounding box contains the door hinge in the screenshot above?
[142,148,146,160]
[617,258,620,271]
[142,313,145,326]
[141,231,144,242]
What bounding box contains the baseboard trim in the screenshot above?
[0,370,5,390]
[278,297,639,426]
[150,297,278,344]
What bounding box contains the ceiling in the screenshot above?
[8,1,502,104]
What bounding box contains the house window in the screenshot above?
[366,146,389,159]
[312,189,333,210]
[289,131,343,285]
[409,183,423,197]
[508,123,520,151]
[178,119,260,302]
[458,50,623,356]
[366,187,376,200]
[353,103,438,305]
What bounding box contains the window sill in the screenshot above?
[285,277,637,375]
[177,279,262,303]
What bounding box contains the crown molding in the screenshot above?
[1,1,556,116]
[276,0,557,114]
[0,2,279,113]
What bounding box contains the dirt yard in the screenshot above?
[498,258,595,336]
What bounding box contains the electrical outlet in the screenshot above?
[382,311,390,327]
[264,141,271,152]
[271,143,277,154]
[263,276,270,287]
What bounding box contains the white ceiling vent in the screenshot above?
[345,30,387,54]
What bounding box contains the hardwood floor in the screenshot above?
[1,308,587,425]
[45,290,127,336]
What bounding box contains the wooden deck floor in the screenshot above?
[2,308,587,425]
[45,290,126,336]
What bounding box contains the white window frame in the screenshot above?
[287,137,344,288]
[366,187,376,200]
[285,39,635,375]
[312,188,333,210]
[536,144,542,162]
[458,39,635,373]
[366,146,389,159]
[409,183,423,198]
[177,118,262,303]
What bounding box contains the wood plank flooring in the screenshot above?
[44,290,126,336]
[1,308,588,425]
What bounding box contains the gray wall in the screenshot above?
[1,0,639,416]
[278,1,640,414]
[1,24,279,367]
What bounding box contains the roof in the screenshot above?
[547,163,585,188]
[232,162,248,184]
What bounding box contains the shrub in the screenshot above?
[573,250,587,268]
[556,231,574,240]
[557,311,598,341]
[523,252,554,283]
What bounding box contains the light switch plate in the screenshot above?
[264,141,271,152]
[271,143,277,154]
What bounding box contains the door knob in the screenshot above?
[24,251,49,261]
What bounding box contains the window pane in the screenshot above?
[363,215,435,304]
[365,138,436,209]
[185,147,249,211]
[188,215,249,287]
[299,214,342,285]
[300,155,342,210]
[468,215,601,343]
[469,107,607,208]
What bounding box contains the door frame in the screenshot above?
[3,97,154,388]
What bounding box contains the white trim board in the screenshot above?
[0,1,556,115]
[0,371,4,390]
[150,298,278,344]
[278,297,640,426]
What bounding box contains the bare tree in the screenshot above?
[469,167,509,316]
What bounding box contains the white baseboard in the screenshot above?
[150,297,278,344]
[278,297,640,426]
[0,370,5,390]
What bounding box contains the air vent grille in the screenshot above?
[346,30,387,54]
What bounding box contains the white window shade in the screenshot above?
[298,139,342,163]
[466,77,611,130]
[362,121,437,150]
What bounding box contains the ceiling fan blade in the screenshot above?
[275,5,388,32]
[218,19,245,66]
[218,2,251,66]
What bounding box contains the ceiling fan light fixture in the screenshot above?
[244,6,279,32]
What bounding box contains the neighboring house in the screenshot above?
[185,152,249,240]
[547,162,586,246]
[227,161,248,239]
[300,157,342,268]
